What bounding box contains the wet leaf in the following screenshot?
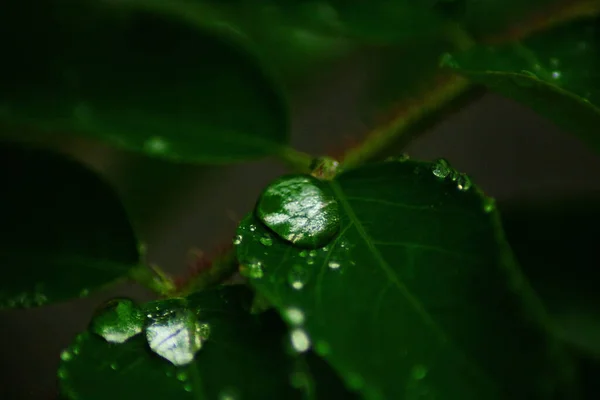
[0,142,138,308]
[0,0,288,164]
[447,17,600,152]
[236,159,576,399]
[59,286,303,400]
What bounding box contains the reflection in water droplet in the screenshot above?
[144,136,169,154]
[290,329,311,353]
[146,301,208,366]
[233,235,243,245]
[60,350,73,362]
[328,260,341,270]
[432,159,451,179]
[91,298,145,344]
[240,261,263,279]
[412,365,428,380]
[259,234,273,247]
[255,175,340,249]
[285,307,305,325]
[288,264,308,290]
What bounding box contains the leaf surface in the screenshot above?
[236,159,575,399]
[447,17,600,152]
[0,142,138,308]
[59,286,303,400]
[0,0,288,163]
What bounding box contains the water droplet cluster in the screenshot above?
[86,297,211,367]
[431,158,473,192]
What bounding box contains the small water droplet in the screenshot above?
[146,300,207,366]
[315,340,331,356]
[177,371,188,382]
[259,234,273,247]
[240,261,263,279]
[386,153,410,162]
[328,260,341,270]
[285,307,305,325]
[290,329,311,353]
[483,197,496,213]
[412,365,428,380]
[91,298,145,344]
[249,224,257,232]
[110,362,119,371]
[308,250,317,257]
[196,322,211,341]
[79,288,90,297]
[233,235,243,245]
[57,367,68,379]
[432,158,451,179]
[456,173,472,191]
[255,175,340,249]
[551,70,561,80]
[288,264,309,290]
[306,258,314,265]
[183,383,193,392]
[310,156,340,180]
[144,136,169,154]
[219,388,240,400]
[347,372,364,390]
[72,346,80,356]
[299,250,307,257]
[322,246,329,252]
[60,350,73,362]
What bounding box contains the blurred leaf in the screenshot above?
[500,197,600,356]
[447,17,600,152]
[0,142,138,308]
[60,286,304,400]
[0,0,288,164]
[236,159,575,399]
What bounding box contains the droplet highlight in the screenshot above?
[290,328,311,353]
[284,307,305,325]
[91,298,145,344]
[255,175,340,249]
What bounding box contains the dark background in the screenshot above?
[1,79,600,398]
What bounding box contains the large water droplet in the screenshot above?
[255,175,340,248]
[145,300,208,366]
[290,329,311,353]
[431,158,451,179]
[91,298,145,344]
[288,265,309,290]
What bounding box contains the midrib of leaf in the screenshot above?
[328,180,499,393]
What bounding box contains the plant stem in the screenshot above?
[275,145,314,173]
[341,76,473,168]
[129,264,176,296]
[177,250,240,296]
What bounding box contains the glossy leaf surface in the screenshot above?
[0,142,138,308]
[236,159,574,399]
[447,17,600,152]
[60,286,303,400]
[0,0,288,163]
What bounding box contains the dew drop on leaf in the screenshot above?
[288,264,308,290]
[328,260,341,270]
[90,298,145,344]
[551,70,562,80]
[255,175,340,249]
[284,307,305,325]
[60,350,73,362]
[57,366,68,379]
[310,156,340,180]
[411,365,428,380]
[219,387,240,400]
[299,250,308,257]
[240,261,264,279]
[145,300,208,366]
[144,136,169,154]
[290,328,311,353]
[110,362,119,371]
[177,371,188,382]
[259,234,273,247]
[233,234,243,245]
[456,173,472,191]
[183,383,193,392]
[431,158,451,179]
[483,197,496,213]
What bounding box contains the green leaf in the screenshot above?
[236,159,575,399]
[446,17,600,152]
[500,197,600,356]
[0,142,139,308]
[59,286,303,400]
[0,0,288,163]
